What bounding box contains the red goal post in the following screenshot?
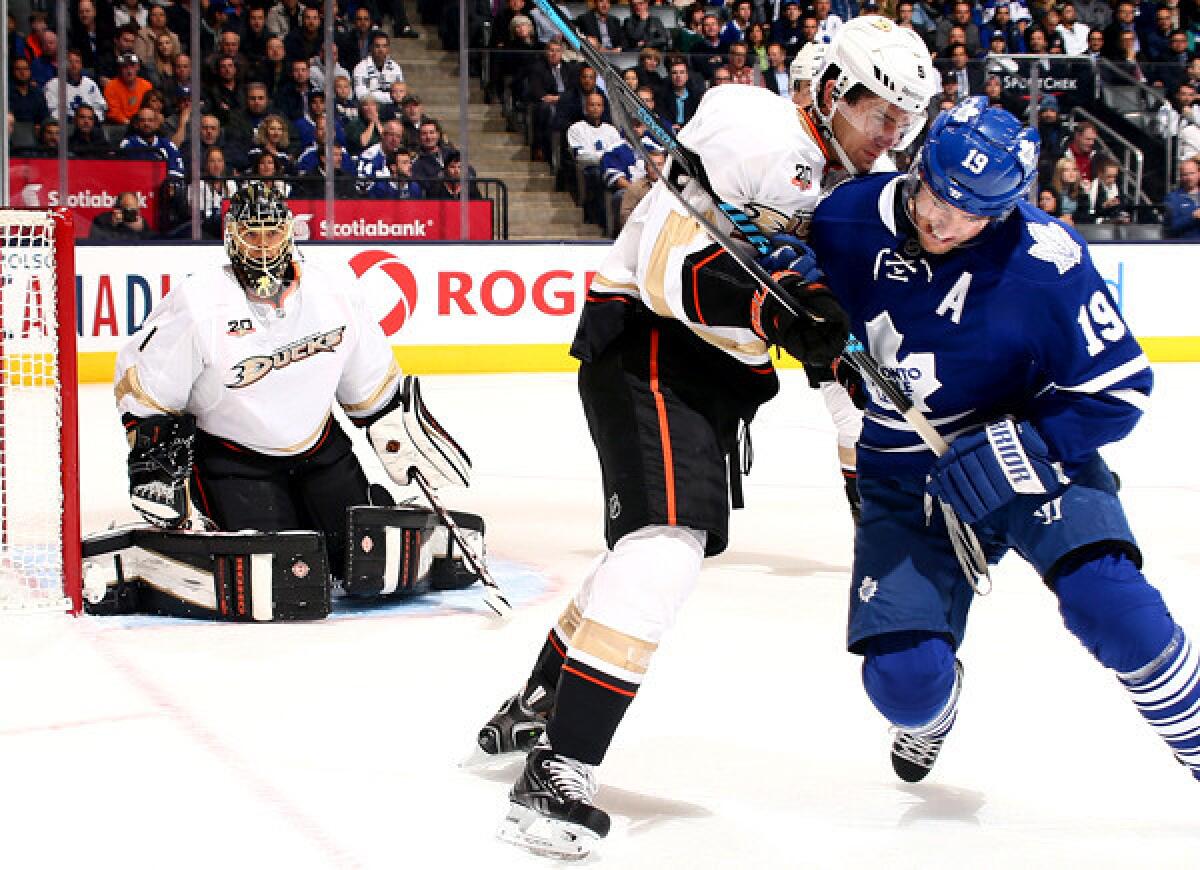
[0,208,82,614]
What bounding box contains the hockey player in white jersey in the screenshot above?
[114,182,468,580]
[480,16,937,860]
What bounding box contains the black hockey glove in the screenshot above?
[803,357,868,409]
[751,274,850,368]
[125,413,195,528]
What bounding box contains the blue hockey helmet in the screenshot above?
[915,97,1040,219]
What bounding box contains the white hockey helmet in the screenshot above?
[818,16,937,116]
[789,41,826,93]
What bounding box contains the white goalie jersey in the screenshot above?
[115,261,401,455]
[591,84,831,365]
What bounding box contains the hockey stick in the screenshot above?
[407,467,512,620]
[532,0,990,592]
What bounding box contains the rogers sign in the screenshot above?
[346,248,593,335]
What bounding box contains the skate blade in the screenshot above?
[458,744,524,772]
[496,803,599,861]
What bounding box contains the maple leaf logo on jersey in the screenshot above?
[1027,222,1081,275]
[865,311,941,413]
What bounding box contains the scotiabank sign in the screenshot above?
[9,158,168,234]
[73,243,608,357]
[289,199,493,241]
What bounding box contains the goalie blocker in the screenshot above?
[83,506,487,621]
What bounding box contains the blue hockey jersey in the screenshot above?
[809,173,1152,480]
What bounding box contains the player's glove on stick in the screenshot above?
[925,418,1068,525]
[756,234,822,284]
[752,274,850,368]
[125,413,195,528]
[369,375,471,489]
[804,357,868,409]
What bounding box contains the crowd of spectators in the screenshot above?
[10,0,1200,239]
[472,0,1200,234]
[5,0,471,240]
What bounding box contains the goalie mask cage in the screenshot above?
[0,208,81,614]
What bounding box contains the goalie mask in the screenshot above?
[225,181,296,302]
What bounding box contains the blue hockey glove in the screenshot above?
[757,234,822,284]
[925,419,1067,525]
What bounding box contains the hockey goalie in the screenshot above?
[93,181,479,621]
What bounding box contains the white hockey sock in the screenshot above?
[904,658,963,739]
[1118,627,1200,778]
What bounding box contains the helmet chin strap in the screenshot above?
[812,96,861,178]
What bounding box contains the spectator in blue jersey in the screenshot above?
[120,107,185,176]
[771,1,805,58]
[29,30,58,86]
[806,97,1200,789]
[1164,156,1200,237]
[386,150,424,200]
[295,140,355,199]
[294,91,346,149]
[601,124,663,222]
[567,91,623,224]
[982,3,1027,53]
[356,117,408,196]
[720,0,755,46]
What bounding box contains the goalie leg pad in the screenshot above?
[343,506,439,597]
[428,510,486,590]
[82,527,331,621]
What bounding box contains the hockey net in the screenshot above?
[0,209,81,614]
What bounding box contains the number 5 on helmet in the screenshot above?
[368,376,471,489]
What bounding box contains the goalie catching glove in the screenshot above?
[368,375,471,489]
[751,235,849,369]
[124,413,196,528]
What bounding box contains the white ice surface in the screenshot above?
[3,367,1199,869]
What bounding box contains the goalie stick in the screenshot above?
[531,0,990,592]
[407,468,512,620]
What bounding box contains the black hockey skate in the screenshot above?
[891,728,950,782]
[889,658,963,783]
[497,740,610,860]
[477,683,554,755]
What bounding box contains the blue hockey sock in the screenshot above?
[1118,627,1200,781]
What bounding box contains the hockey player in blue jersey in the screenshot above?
[807,97,1200,784]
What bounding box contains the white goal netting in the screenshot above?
[0,210,76,612]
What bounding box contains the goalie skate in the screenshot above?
[477,684,554,756]
[496,742,610,860]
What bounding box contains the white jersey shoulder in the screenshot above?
[677,83,827,229]
[116,261,399,456]
[591,86,828,367]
